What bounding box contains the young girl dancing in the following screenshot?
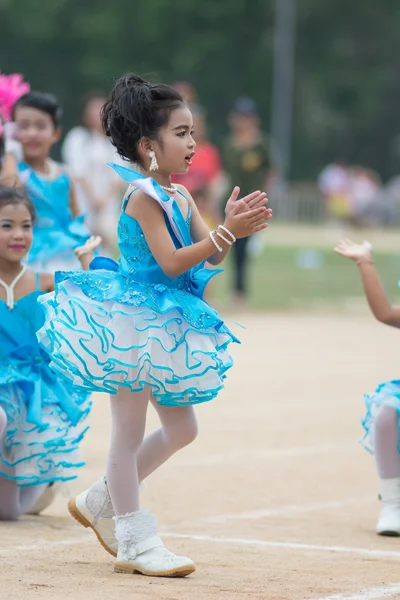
[335,238,400,536]
[2,91,92,272]
[0,185,100,519]
[38,74,271,576]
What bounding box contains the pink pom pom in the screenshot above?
[0,73,31,122]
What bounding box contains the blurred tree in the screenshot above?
[1,0,400,180]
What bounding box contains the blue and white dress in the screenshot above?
[0,272,91,485]
[38,164,239,406]
[18,161,91,272]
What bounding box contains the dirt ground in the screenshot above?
[2,313,400,600]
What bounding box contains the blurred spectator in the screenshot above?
[222,97,274,303]
[173,106,223,228]
[318,159,352,221]
[349,166,380,225]
[171,80,198,106]
[62,92,124,253]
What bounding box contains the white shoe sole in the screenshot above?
[68,497,117,557]
[114,562,196,577]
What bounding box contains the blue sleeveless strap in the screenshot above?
[35,271,41,291]
[122,186,137,212]
[108,163,187,246]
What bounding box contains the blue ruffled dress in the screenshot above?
[0,274,91,485]
[18,161,91,272]
[37,164,239,406]
[361,380,400,454]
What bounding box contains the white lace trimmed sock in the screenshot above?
[115,510,163,560]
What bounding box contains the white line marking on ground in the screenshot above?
[162,532,400,560]
[307,584,400,600]
[172,444,355,467]
[203,499,357,523]
[6,529,399,564]
[0,535,90,557]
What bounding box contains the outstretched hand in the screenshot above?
[334,239,373,262]
[74,235,102,257]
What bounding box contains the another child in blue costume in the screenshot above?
[335,238,400,537]
[5,91,91,272]
[0,185,100,520]
[38,74,271,576]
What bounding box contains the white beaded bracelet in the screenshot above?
[216,230,232,246]
[209,230,223,252]
[218,224,236,243]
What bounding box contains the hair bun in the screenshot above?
[101,72,184,164]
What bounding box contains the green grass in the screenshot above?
[214,246,400,311]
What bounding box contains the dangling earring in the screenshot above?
[148,150,159,172]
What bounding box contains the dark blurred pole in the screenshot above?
[270,0,297,184]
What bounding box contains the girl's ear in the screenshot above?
[52,128,62,144]
[139,137,153,156]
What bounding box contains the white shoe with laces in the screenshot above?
[68,476,117,556]
[377,477,400,536]
[114,510,195,577]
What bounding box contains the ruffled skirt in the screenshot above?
[37,271,238,406]
[361,380,400,454]
[0,378,91,486]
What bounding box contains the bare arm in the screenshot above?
[69,179,81,218]
[128,190,268,279]
[0,153,21,186]
[334,239,400,327]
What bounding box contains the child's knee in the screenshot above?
[174,414,198,449]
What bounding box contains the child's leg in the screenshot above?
[69,387,150,556]
[373,405,400,536]
[106,387,150,515]
[137,400,198,482]
[0,407,49,518]
[0,477,47,520]
[0,406,7,439]
[0,477,20,520]
[19,484,49,514]
[374,405,400,478]
[105,389,195,576]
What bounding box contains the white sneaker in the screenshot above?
[114,510,195,577]
[68,477,117,556]
[27,481,63,515]
[377,477,400,536]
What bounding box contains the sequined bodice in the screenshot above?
[0,291,45,361]
[18,162,72,230]
[117,207,192,290]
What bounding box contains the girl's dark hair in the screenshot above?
[13,91,63,128]
[101,74,185,164]
[0,186,37,223]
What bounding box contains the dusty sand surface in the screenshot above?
[2,314,400,600]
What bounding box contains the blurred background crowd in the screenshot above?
[2,0,400,309]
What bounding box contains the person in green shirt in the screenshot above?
[223,97,273,303]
